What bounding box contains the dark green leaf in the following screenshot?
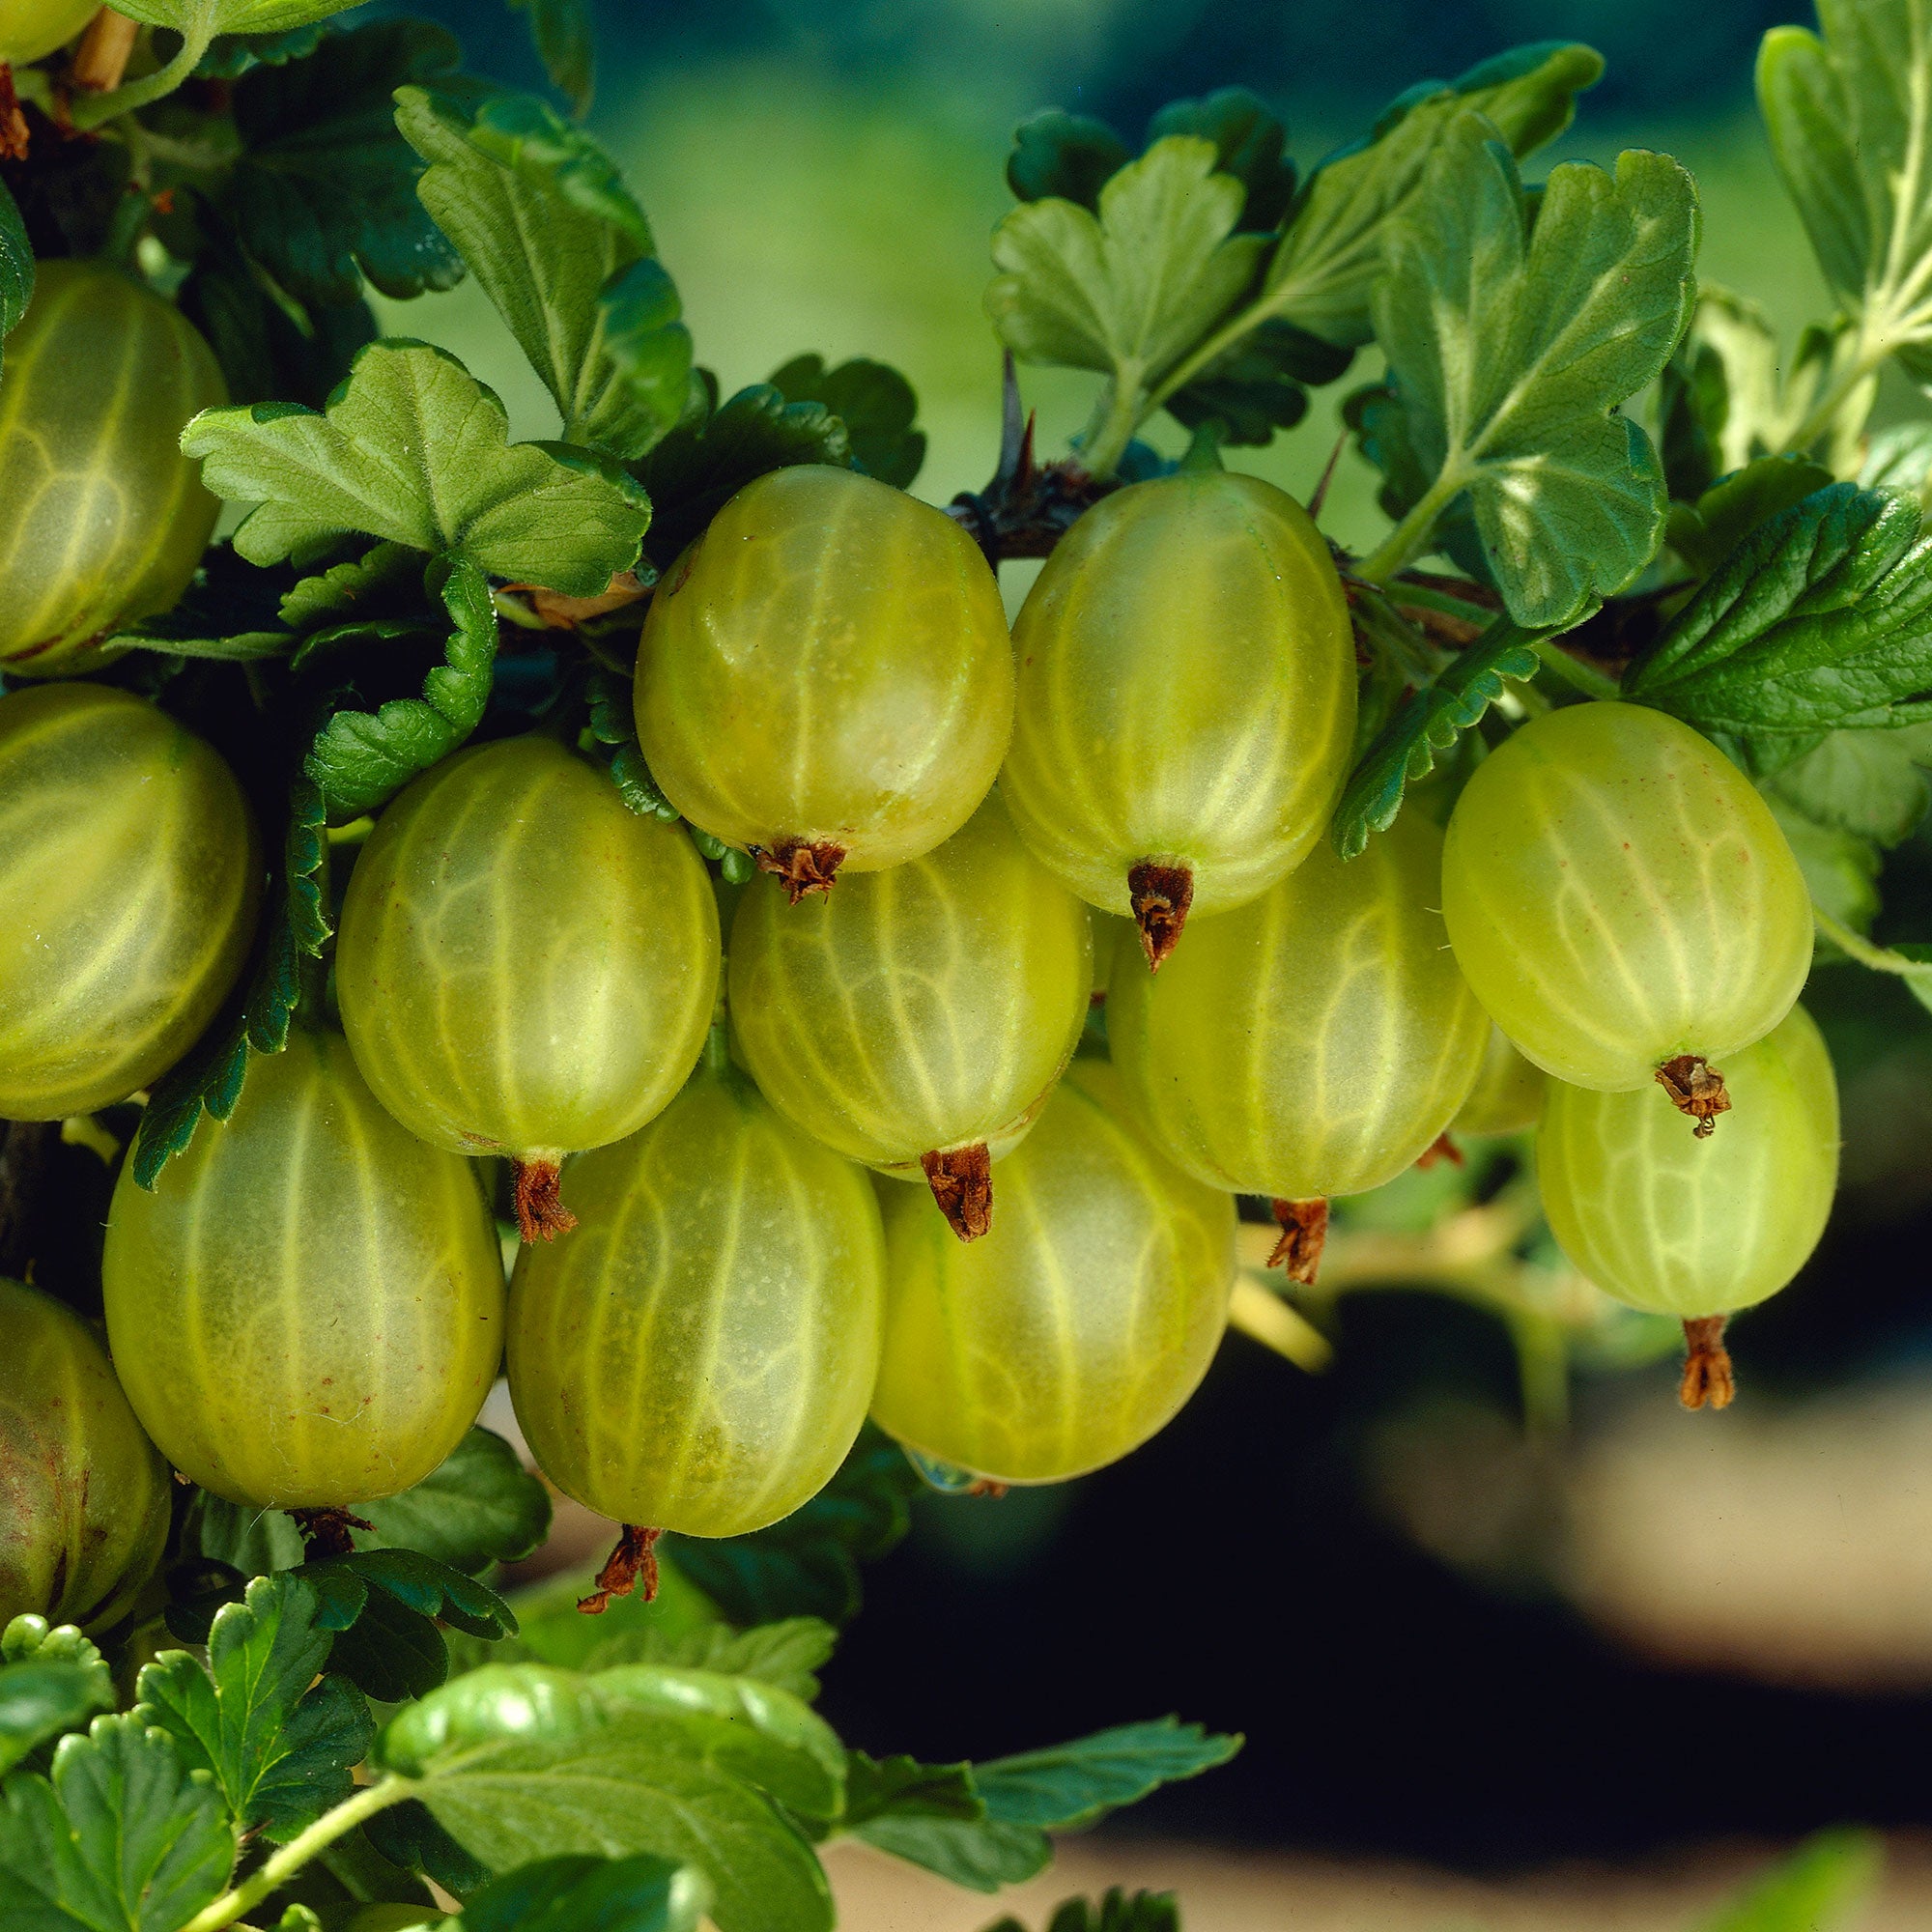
[298,1551,517,1703]
[355,1430,553,1576]
[136,1575,372,1841]
[397,88,690,460]
[196,23,331,77]
[1626,482,1932,734]
[1698,1826,1882,1932]
[1331,616,1548,859]
[186,340,650,588]
[634,385,848,570]
[1766,721,1932,846]
[185,1496,303,1580]
[1371,120,1696,627]
[364,1799,494,1899]
[840,1752,979,1830]
[1006,111,1129,210]
[130,777,330,1187]
[304,554,497,818]
[666,1425,921,1626]
[0,1667,113,1779]
[851,1815,1048,1894]
[1146,87,1295,230]
[1666,456,1834,579]
[1,178,34,365]
[584,669,678,820]
[226,19,465,305]
[506,0,595,118]
[972,1718,1242,1833]
[0,1715,234,1932]
[1164,318,1350,446]
[582,1620,836,1704]
[989,1890,1179,1932]
[106,542,298,661]
[461,1852,704,1932]
[767,355,924,488]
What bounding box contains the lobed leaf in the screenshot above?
[1146,88,1296,230]
[112,0,349,43]
[0,1666,114,1779]
[1625,482,1932,734]
[0,1715,235,1932]
[971,1718,1242,1833]
[1163,317,1350,446]
[767,355,925,488]
[840,1751,979,1830]
[460,1852,706,1932]
[1371,120,1697,628]
[584,1620,838,1705]
[184,339,650,589]
[1331,616,1548,859]
[397,88,691,461]
[357,1428,554,1576]
[506,0,595,118]
[195,23,330,76]
[295,1551,517,1703]
[136,1575,372,1842]
[1007,111,1130,210]
[850,1814,1048,1893]
[1665,456,1834,580]
[1766,795,1879,937]
[1766,720,1932,846]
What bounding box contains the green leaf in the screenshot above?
[505,0,595,119]
[972,1718,1241,1833]
[108,543,299,661]
[1372,121,1697,627]
[185,1495,306,1579]
[583,668,678,821]
[1766,721,1932,845]
[1260,43,1603,349]
[851,1815,1048,1894]
[1665,456,1835,578]
[1163,318,1350,446]
[1864,422,1932,505]
[840,1752,979,1830]
[1,179,33,370]
[1759,2,1932,384]
[767,355,924,488]
[0,1668,114,1779]
[1006,111,1129,210]
[985,136,1264,417]
[415,1720,833,1932]
[396,89,690,461]
[299,1552,518,1703]
[185,339,650,589]
[0,1714,235,1932]
[633,384,848,570]
[582,1620,837,1705]
[0,1624,108,1685]
[1766,794,1880,937]
[666,1426,921,1627]
[129,777,330,1188]
[195,23,330,77]
[111,0,348,44]
[303,554,497,818]
[355,1430,553,1576]
[460,1853,705,1932]
[987,1891,1179,1932]
[1145,90,1295,231]
[364,1800,494,1899]
[226,20,465,306]
[1331,616,1548,859]
[1698,1826,1882,1932]
[1626,482,1932,734]
[136,1575,372,1842]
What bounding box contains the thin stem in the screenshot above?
[1355,470,1468,585]
[181,1778,416,1932]
[1382,580,1497,627]
[69,13,214,131]
[1077,371,1150,482]
[1812,900,1929,978]
[1529,639,1621,702]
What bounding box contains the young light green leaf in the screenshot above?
[136,1575,373,1842]
[985,135,1265,425]
[506,0,595,118]
[1331,616,1549,859]
[460,1852,706,1932]
[113,0,347,43]
[226,20,465,307]
[972,1718,1241,1833]
[0,1714,235,1932]
[1626,482,1932,733]
[304,554,497,818]
[1369,121,1697,626]
[184,339,650,589]
[767,355,925,488]
[396,89,691,461]
[1698,1826,1882,1932]
[1258,42,1602,349]
[0,1665,114,1778]
[355,1429,553,1576]
[415,1719,833,1932]
[582,1620,838,1705]
[1766,720,1932,845]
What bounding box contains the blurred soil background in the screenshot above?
[405,0,1932,1923]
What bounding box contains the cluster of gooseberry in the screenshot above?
[0,271,1838,1629]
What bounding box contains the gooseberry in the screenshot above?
[727,786,1092,1238]
[1451,1026,1548,1138]
[0,0,98,64]
[0,682,261,1120]
[334,735,720,1241]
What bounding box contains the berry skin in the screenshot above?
[0,1278,171,1634]
[1440,701,1812,1095]
[869,1060,1235,1485]
[1538,1002,1838,1320]
[727,786,1093,1237]
[334,735,720,1239]
[634,464,1013,892]
[1451,1026,1548,1138]
[0,0,99,64]
[0,261,227,676]
[1000,470,1356,967]
[101,1030,505,1510]
[0,683,261,1121]
[1107,810,1489,1201]
[506,1054,887,1539]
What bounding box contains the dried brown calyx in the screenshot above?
[579,1523,663,1614]
[499,570,649,629]
[753,838,846,904]
[0,66,28,162]
[1414,1132,1464,1170]
[922,1143,993,1241]
[513,1156,578,1243]
[1656,1056,1730,1138]
[1127,862,1194,972]
[1267,1197,1329,1285]
[288,1506,375,1559]
[967,1478,1009,1499]
[1679,1316,1735,1410]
